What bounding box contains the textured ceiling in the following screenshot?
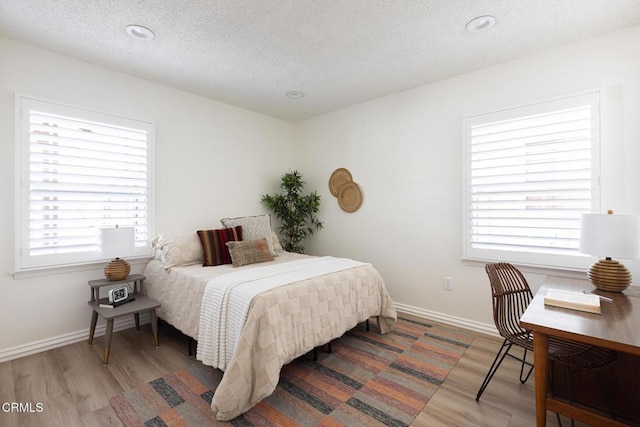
[1,0,640,122]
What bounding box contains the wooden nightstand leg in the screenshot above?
[150,309,159,347]
[134,313,140,331]
[88,310,98,345]
[103,319,114,365]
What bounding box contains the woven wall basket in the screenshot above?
[329,168,353,197]
[338,182,363,213]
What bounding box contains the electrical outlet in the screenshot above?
[443,276,453,291]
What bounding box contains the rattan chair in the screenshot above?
[476,262,617,415]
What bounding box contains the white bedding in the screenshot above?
[143,251,397,420]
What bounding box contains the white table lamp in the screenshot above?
[99,226,135,281]
[580,211,640,292]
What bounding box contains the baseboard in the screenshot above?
[1,304,494,364]
[0,313,150,364]
[395,302,500,338]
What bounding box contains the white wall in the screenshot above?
[293,26,640,328]
[0,37,294,360]
[3,25,640,361]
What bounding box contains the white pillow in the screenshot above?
[271,231,283,252]
[220,214,276,256]
[152,247,164,261]
[153,232,203,270]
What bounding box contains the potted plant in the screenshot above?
[261,170,323,253]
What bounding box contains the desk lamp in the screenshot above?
[579,211,640,292]
[99,225,134,281]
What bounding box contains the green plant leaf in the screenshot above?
[260,170,323,254]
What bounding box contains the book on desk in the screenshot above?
[98,296,136,309]
[544,289,601,314]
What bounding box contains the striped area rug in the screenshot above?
[109,318,473,426]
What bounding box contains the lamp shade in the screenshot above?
[580,214,640,258]
[99,226,135,260]
[99,226,134,281]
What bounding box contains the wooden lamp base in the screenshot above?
[587,258,632,292]
[104,257,131,281]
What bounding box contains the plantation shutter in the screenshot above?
[17,96,154,270]
[464,92,600,268]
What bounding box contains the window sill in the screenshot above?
[10,257,152,280]
[462,257,589,280]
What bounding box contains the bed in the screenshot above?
[143,217,397,421]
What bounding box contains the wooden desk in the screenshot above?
[520,276,640,426]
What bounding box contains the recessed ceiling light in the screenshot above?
[125,24,155,40]
[465,15,496,33]
[286,91,305,99]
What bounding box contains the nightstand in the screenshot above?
[87,274,160,365]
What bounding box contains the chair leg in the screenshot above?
[476,339,513,401]
[519,348,534,384]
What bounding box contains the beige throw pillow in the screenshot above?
[226,239,274,267]
[221,214,276,256]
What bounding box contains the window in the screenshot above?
[463,92,600,270]
[15,95,154,271]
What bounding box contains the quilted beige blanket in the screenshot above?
[197,256,371,371]
[143,252,397,421]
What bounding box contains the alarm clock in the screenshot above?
[108,286,129,304]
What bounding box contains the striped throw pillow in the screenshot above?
[197,226,243,266]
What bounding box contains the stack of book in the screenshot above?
[544,289,601,314]
[98,297,135,309]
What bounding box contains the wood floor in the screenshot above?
[0,318,580,426]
